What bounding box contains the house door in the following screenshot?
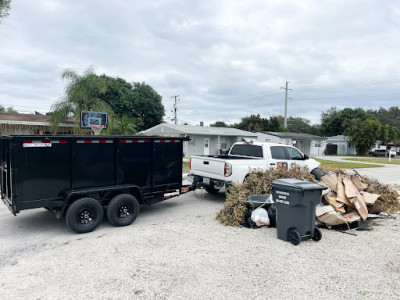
[204,138,210,155]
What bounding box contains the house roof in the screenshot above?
[0,113,74,127]
[326,135,350,142]
[141,123,258,137]
[259,131,326,140]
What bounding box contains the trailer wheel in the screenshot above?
[107,194,140,227]
[66,198,103,233]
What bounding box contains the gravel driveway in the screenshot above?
[1,187,399,299]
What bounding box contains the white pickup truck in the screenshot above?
[189,141,321,193]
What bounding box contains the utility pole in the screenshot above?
[171,95,179,124]
[280,81,292,128]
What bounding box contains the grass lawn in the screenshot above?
[342,157,400,165]
[313,158,383,169]
[182,161,190,173]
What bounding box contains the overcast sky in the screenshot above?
[1,0,399,126]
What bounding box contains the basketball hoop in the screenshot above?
[91,125,104,135]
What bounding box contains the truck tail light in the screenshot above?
[224,163,232,177]
[189,158,191,170]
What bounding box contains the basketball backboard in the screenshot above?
[80,111,108,129]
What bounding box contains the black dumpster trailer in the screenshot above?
[0,135,192,233]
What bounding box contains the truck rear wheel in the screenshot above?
[66,198,103,233]
[107,194,140,227]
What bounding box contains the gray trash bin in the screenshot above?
[271,178,327,245]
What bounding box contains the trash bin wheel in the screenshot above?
[288,230,301,246]
[312,227,322,241]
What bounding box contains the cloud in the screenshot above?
[0,0,399,125]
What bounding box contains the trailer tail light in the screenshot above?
[224,163,232,177]
[189,158,192,170]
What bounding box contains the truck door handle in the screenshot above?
[203,161,209,165]
[270,163,276,166]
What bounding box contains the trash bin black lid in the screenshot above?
[271,178,327,192]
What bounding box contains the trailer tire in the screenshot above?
[66,198,103,234]
[107,194,140,227]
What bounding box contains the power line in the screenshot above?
[185,78,400,108]
[293,92,400,102]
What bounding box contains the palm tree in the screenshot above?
[50,66,113,134]
[112,115,143,135]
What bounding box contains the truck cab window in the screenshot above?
[270,146,287,159]
[286,147,303,160]
[230,145,263,158]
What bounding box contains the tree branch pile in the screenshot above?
[216,165,400,227]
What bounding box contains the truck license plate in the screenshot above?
[203,178,210,185]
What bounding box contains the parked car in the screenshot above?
[371,148,397,157]
[395,147,400,156]
[388,148,397,157]
[371,149,386,157]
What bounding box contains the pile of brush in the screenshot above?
[216,165,400,227]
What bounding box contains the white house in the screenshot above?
[0,113,74,135]
[140,123,258,157]
[256,131,327,156]
[325,135,357,155]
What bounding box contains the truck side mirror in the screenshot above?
[303,154,309,160]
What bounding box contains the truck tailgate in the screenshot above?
[190,156,226,179]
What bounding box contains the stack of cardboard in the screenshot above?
[316,173,381,226]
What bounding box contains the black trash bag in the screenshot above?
[241,212,259,229]
[267,203,277,227]
[311,167,326,180]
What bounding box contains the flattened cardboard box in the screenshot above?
[323,192,345,214]
[321,173,338,193]
[337,176,354,207]
[316,205,361,226]
[343,177,358,198]
[351,175,368,191]
[349,191,369,220]
[316,205,346,226]
[360,191,380,205]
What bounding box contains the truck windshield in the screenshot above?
[230,144,263,158]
